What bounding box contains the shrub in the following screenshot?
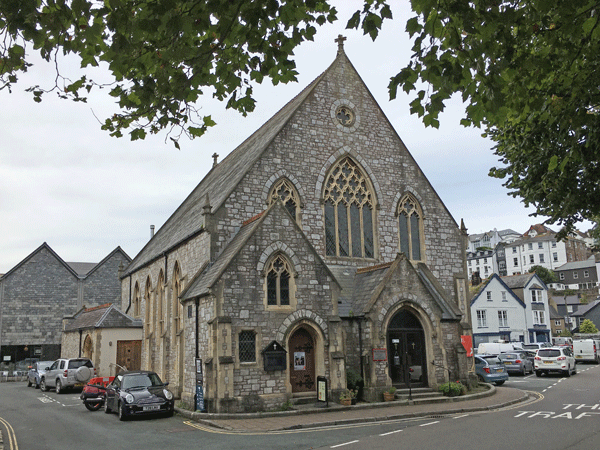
[438,381,466,397]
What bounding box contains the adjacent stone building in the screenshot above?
[120,41,473,413]
[0,242,131,365]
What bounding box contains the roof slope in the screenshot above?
[64,303,142,331]
[124,65,332,276]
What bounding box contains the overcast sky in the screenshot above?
[0,2,587,274]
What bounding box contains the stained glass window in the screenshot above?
[323,157,375,258]
[397,194,424,261]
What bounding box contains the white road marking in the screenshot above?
[331,440,359,448]
[379,429,403,436]
[419,421,439,427]
[453,414,469,419]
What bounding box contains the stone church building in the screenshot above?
[120,40,473,413]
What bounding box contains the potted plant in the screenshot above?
[339,389,357,406]
[383,386,396,402]
[438,381,466,397]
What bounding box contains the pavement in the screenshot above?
[175,385,532,432]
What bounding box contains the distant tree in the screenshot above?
[579,319,599,334]
[529,265,557,285]
[557,329,572,337]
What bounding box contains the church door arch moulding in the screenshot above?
[286,321,325,394]
[386,307,429,388]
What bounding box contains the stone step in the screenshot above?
[394,387,443,400]
[290,392,318,405]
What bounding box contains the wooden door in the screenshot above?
[289,328,316,393]
[116,340,142,372]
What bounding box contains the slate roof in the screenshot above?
[571,299,600,317]
[555,256,596,271]
[501,273,546,290]
[550,294,582,306]
[123,60,334,277]
[67,262,98,276]
[470,273,526,308]
[64,304,142,331]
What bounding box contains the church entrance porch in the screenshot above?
[289,327,316,393]
[387,310,427,387]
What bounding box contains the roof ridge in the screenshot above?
[84,303,112,313]
[356,261,393,274]
[242,211,265,227]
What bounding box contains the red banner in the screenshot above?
[461,335,474,357]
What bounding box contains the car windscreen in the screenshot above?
[538,349,561,358]
[122,373,163,390]
[481,356,501,364]
[68,359,93,369]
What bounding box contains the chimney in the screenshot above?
[212,153,219,168]
[150,225,155,238]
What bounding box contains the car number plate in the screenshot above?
[74,383,84,388]
[575,355,582,359]
[495,368,503,372]
[143,405,160,411]
[543,361,553,364]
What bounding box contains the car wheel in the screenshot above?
[27,378,32,387]
[40,378,47,392]
[535,370,542,377]
[104,396,112,414]
[564,368,571,377]
[84,400,103,412]
[118,403,128,421]
[35,380,40,389]
[521,367,527,376]
[56,379,63,394]
[495,380,505,386]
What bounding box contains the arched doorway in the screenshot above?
[289,327,316,393]
[82,335,93,360]
[387,309,427,387]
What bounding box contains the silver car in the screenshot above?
[499,352,534,375]
[40,358,95,393]
[27,361,55,389]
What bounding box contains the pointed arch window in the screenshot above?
[144,278,152,336]
[268,178,301,224]
[157,271,165,335]
[323,157,375,258]
[397,194,424,261]
[172,263,183,335]
[133,282,141,318]
[264,253,296,310]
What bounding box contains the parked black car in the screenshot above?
[103,371,175,421]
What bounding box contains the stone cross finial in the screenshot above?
[335,34,346,54]
[212,152,219,167]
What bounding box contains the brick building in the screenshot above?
[120,41,473,412]
[0,242,130,365]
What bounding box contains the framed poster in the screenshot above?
[372,348,387,362]
[317,376,327,403]
[294,352,306,370]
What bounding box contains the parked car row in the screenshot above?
[25,360,175,421]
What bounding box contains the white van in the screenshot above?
[553,336,573,346]
[573,339,600,363]
[477,342,523,355]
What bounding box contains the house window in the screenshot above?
[468,260,471,266]
[584,270,589,278]
[555,320,562,326]
[269,178,301,224]
[539,254,545,263]
[567,305,573,313]
[266,254,294,307]
[573,272,578,279]
[559,273,565,280]
[512,247,517,254]
[397,193,424,261]
[538,242,544,249]
[239,330,256,363]
[529,255,535,264]
[533,310,545,325]
[553,252,558,262]
[552,241,557,248]
[528,243,533,250]
[531,290,542,302]
[487,291,492,301]
[498,310,508,327]
[476,310,487,328]
[501,291,507,302]
[514,258,519,267]
[324,157,375,258]
[484,258,488,264]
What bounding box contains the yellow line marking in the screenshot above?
[0,416,19,450]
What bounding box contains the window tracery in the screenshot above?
[397,193,424,261]
[268,178,301,224]
[323,157,375,258]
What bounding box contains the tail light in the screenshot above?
[484,367,491,374]
[557,356,566,361]
[63,370,68,378]
[535,356,541,360]
[594,344,597,353]
[515,360,522,364]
